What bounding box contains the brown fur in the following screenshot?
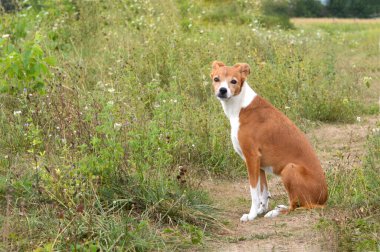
[211,61,328,214]
[239,96,328,210]
[211,61,250,97]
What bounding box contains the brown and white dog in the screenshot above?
[210,61,328,221]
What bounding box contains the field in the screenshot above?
[0,1,379,251]
[291,17,380,24]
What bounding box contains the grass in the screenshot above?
[321,126,380,251]
[0,0,379,250]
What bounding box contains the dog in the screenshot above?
[210,61,328,222]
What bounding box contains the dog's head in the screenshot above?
[210,61,250,100]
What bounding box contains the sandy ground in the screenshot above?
[202,115,379,252]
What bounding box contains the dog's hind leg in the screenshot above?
[264,205,289,218]
[264,163,308,218]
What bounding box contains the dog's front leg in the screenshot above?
[240,150,261,222]
[257,170,270,215]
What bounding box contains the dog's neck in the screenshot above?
[220,82,257,120]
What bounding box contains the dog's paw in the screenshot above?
[257,204,268,215]
[264,205,288,218]
[240,213,257,222]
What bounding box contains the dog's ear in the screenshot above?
[234,63,250,80]
[210,61,225,78]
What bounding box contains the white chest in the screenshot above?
[230,117,244,160]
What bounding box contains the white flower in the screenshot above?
[363,76,372,81]
[372,128,380,133]
[13,110,22,115]
[2,34,10,39]
[356,117,361,122]
[114,123,122,130]
[285,106,290,110]
[107,88,115,93]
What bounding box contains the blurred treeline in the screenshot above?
[2,0,380,18]
[263,0,380,19]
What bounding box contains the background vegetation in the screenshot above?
[263,0,380,18]
[0,0,379,251]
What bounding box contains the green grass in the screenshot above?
[0,0,379,250]
[321,126,380,251]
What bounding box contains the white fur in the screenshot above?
[264,205,288,218]
[257,184,270,215]
[219,81,257,119]
[220,82,257,161]
[241,184,261,222]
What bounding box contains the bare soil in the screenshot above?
[202,115,379,252]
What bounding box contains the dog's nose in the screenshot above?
[219,87,227,95]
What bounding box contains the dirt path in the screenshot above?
[203,115,378,252]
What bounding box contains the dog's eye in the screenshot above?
[213,77,220,82]
[231,79,237,84]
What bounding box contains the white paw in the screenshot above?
[240,213,257,222]
[264,205,288,218]
[264,209,280,218]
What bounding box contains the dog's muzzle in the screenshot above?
[217,87,228,99]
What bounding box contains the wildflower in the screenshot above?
[363,76,372,88]
[2,34,10,39]
[114,123,122,130]
[356,117,361,122]
[285,106,290,110]
[13,110,22,116]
